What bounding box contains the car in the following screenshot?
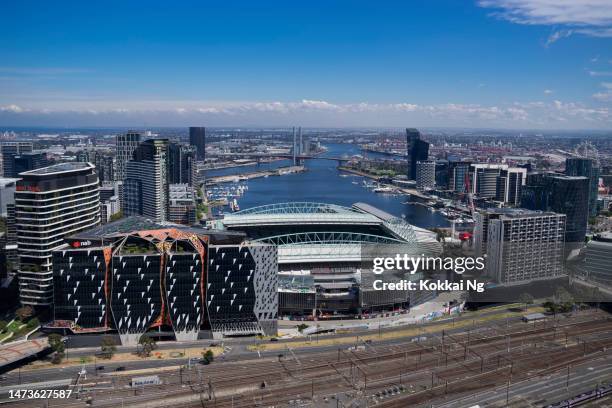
[115,366,126,372]
[270,337,278,342]
[96,366,105,371]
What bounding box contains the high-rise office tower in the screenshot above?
[522,173,589,249]
[416,160,436,191]
[189,127,206,161]
[16,163,100,306]
[565,157,600,217]
[470,164,507,198]
[168,143,197,186]
[434,160,449,189]
[124,139,169,222]
[406,128,429,180]
[0,178,18,217]
[116,131,142,182]
[449,161,472,193]
[14,152,50,175]
[0,142,33,177]
[0,179,19,267]
[486,209,566,285]
[495,167,527,205]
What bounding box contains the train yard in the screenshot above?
[3,309,612,408]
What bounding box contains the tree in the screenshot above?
[100,336,117,359]
[518,293,534,311]
[0,321,7,332]
[109,211,123,222]
[15,306,34,322]
[26,317,40,329]
[138,334,157,357]
[200,349,214,365]
[48,333,65,364]
[544,287,575,314]
[555,287,575,313]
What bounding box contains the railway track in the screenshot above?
[6,312,612,408]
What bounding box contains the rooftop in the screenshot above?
[223,202,382,227]
[481,208,561,218]
[19,162,94,176]
[70,216,245,244]
[0,177,20,187]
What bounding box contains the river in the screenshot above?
[204,143,448,229]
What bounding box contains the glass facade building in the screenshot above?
[405,128,429,180]
[189,127,206,161]
[521,173,589,250]
[565,157,600,217]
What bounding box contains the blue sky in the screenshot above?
[1,0,611,129]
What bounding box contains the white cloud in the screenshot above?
[588,71,612,77]
[545,30,573,46]
[592,82,612,101]
[479,0,612,43]
[0,99,609,129]
[543,89,553,94]
[0,104,25,113]
[593,92,612,101]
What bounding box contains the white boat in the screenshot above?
[373,186,395,193]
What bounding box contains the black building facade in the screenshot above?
[521,173,589,249]
[52,221,277,344]
[565,157,599,217]
[406,128,429,180]
[189,127,206,161]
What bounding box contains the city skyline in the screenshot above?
[0,1,612,129]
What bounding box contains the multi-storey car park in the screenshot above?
[49,217,278,345]
[219,202,442,318]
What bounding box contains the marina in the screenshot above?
[204,144,450,229]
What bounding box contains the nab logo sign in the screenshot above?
[72,241,92,248]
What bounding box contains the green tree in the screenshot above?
[100,336,117,359]
[544,287,575,314]
[518,293,534,311]
[48,333,65,364]
[555,287,575,312]
[26,317,40,329]
[138,334,157,357]
[109,211,123,222]
[200,349,214,365]
[15,306,34,322]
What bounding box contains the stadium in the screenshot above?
[220,202,443,319]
